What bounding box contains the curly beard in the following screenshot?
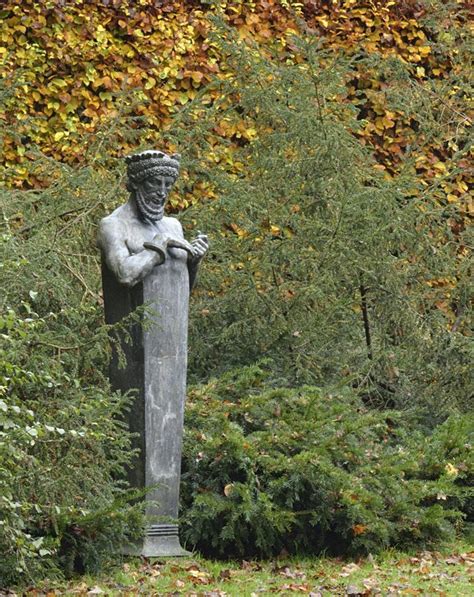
[134,188,166,222]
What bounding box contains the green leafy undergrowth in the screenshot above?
[0,304,144,586]
[0,310,141,586]
[180,364,473,559]
[0,133,147,585]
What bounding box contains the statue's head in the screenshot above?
[125,150,181,222]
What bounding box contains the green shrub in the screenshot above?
[0,305,144,585]
[181,364,472,558]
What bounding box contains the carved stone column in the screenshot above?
[102,246,190,557]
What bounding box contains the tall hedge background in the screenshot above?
[1,0,471,210]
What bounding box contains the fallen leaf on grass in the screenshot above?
[278,583,310,592]
[241,560,262,571]
[388,586,423,595]
[340,563,360,577]
[149,567,161,577]
[188,572,211,585]
[187,564,206,571]
[64,582,88,594]
[87,587,104,595]
[139,560,164,575]
[445,556,462,565]
[427,572,450,580]
[362,577,380,591]
[417,560,432,574]
[345,585,363,596]
[275,566,306,579]
[419,550,434,561]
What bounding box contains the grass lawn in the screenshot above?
[17,540,473,596]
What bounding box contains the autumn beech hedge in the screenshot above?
[1,1,471,209]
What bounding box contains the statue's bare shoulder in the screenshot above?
[99,203,133,234]
[98,203,142,253]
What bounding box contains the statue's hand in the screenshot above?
[145,234,197,260]
[167,237,196,256]
[190,232,209,261]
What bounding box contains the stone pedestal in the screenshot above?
[101,244,191,556]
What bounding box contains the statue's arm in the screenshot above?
[167,219,208,292]
[187,231,209,292]
[98,219,162,287]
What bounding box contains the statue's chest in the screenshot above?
[124,220,175,253]
[125,220,187,265]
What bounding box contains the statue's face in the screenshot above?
[134,174,175,222]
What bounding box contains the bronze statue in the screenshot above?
[98,150,208,556]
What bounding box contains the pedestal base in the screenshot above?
[123,524,192,557]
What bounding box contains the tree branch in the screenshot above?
[359,282,373,360]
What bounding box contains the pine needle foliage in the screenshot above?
[181,364,473,558]
[172,21,471,417]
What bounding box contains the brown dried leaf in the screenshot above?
[218,569,233,580]
[340,563,360,577]
[345,585,363,596]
